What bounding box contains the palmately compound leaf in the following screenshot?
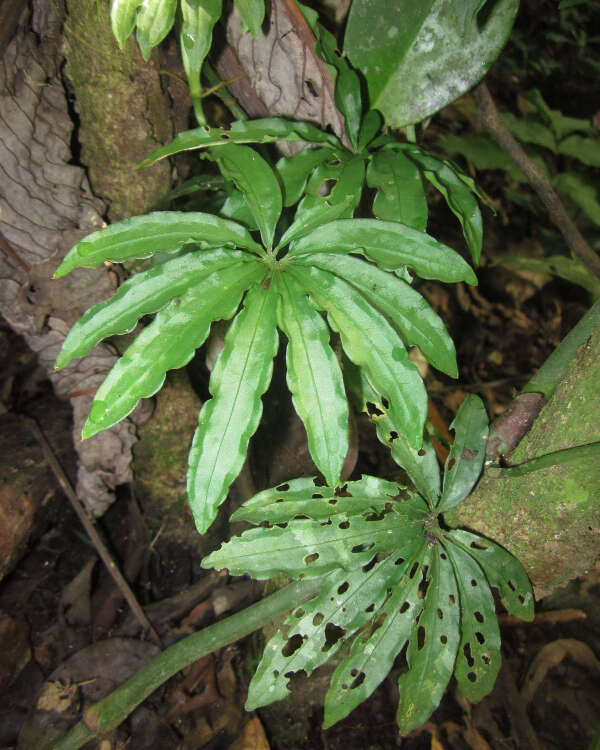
[275,149,332,207]
[367,149,428,231]
[55,248,247,370]
[396,543,460,734]
[437,395,488,513]
[289,265,427,449]
[288,219,477,285]
[323,544,430,728]
[82,261,266,439]
[302,252,457,377]
[442,538,502,703]
[210,144,282,249]
[110,0,141,48]
[275,274,349,488]
[139,118,342,167]
[447,530,534,621]
[135,0,177,61]
[54,212,264,278]
[234,0,265,37]
[187,282,279,533]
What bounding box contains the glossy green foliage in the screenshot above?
[234,0,265,37]
[135,0,177,60]
[180,0,221,122]
[343,0,519,127]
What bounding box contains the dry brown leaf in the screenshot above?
[227,716,271,750]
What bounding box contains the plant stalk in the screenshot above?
[51,578,320,750]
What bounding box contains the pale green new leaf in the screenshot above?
[437,395,488,513]
[276,274,348,487]
[396,545,460,734]
[443,539,501,702]
[288,219,477,284]
[367,150,428,230]
[110,0,141,47]
[289,265,427,449]
[82,261,265,439]
[56,248,247,370]
[54,212,264,277]
[301,253,457,376]
[447,530,534,621]
[180,0,221,120]
[211,144,281,249]
[139,118,342,166]
[234,0,265,37]
[275,149,331,207]
[323,545,429,728]
[135,0,177,60]
[188,282,279,533]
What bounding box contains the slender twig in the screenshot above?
[473,83,600,280]
[24,417,161,647]
[489,441,600,478]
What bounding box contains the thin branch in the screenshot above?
[473,82,600,280]
[24,417,162,648]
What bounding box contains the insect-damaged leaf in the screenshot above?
[367,149,428,231]
[275,149,332,207]
[82,262,266,439]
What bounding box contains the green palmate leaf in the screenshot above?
[110,0,141,47]
[367,150,428,230]
[289,219,477,285]
[443,539,501,702]
[437,395,488,513]
[55,248,247,370]
[210,144,282,249]
[553,172,600,226]
[557,135,600,168]
[82,261,265,439]
[234,0,265,37]
[188,282,278,533]
[358,110,383,152]
[180,0,222,122]
[344,0,518,127]
[278,158,365,247]
[139,118,342,166]
[396,544,460,734]
[135,0,177,60]
[323,544,429,728]
[300,253,457,377]
[501,113,557,152]
[358,371,441,504]
[54,212,264,278]
[447,530,534,621]
[275,149,332,207]
[275,274,349,487]
[289,265,427,449]
[220,190,259,231]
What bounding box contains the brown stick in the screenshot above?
[25,417,162,648]
[473,82,600,280]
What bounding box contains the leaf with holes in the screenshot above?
[442,538,501,702]
[288,219,477,284]
[437,395,488,513]
[396,544,460,734]
[447,530,534,621]
[187,282,279,532]
[367,149,428,230]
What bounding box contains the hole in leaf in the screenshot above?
[418,571,430,599]
[273,669,280,678]
[440,552,447,560]
[276,483,290,491]
[394,557,405,566]
[328,498,338,505]
[339,520,350,529]
[337,581,349,595]
[352,543,373,554]
[304,553,319,565]
[350,668,358,677]
[437,608,444,620]
[318,178,337,197]
[409,562,420,578]
[282,634,304,658]
[399,601,410,614]
[417,626,426,650]
[470,579,478,587]
[418,448,427,457]
[335,484,351,497]
[463,643,475,667]
[475,632,485,645]
[314,476,327,486]
[275,499,284,504]
[474,611,484,623]
[319,519,332,527]
[467,672,477,683]
[447,458,456,470]
[518,594,525,604]
[219,133,230,139]
[507,579,516,591]
[312,493,323,499]
[440,634,448,644]
[350,672,366,689]
[381,396,389,409]
[305,79,319,98]
[366,401,384,417]
[481,654,491,665]
[388,431,398,441]
[470,540,488,550]
[448,594,456,606]
[285,668,307,679]
[294,608,305,619]
[313,613,324,626]
[363,558,377,572]
[322,622,346,652]
[365,603,375,613]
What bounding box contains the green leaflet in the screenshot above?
[275,149,331,207]
[367,149,428,230]
[234,0,265,37]
[180,0,222,123]
[275,274,349,488]
[396,544,460,734]
[289,265,427,449]
[300,252,457,377]
[211,144,282,249]
[437,395,488,513]
[557,134,600,167]
[357,110,383,152]
[220,190,259,231]
[447,530,534,621]
[110,0,141,47]
[323,544,429,728]
[443,539,502,702]
[139,118,342,166]
[288,219,477,285]
[82,261,265,439]
[278,157,365,247]
[135,0,177,60]
[54,212,264,278]
[55,248,246,370]
[187,282,279,533]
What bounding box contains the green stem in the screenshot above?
[52,579,319,750]
[489,441,600,478]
